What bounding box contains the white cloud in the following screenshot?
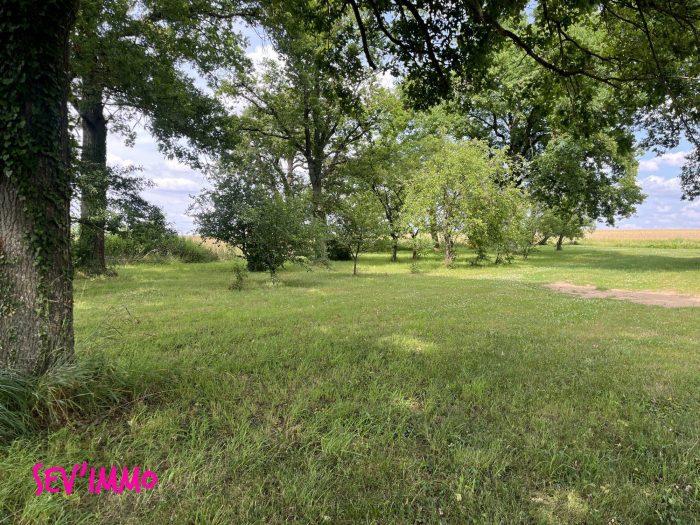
[638,150,690,173]
[164,158,191,173]
[106,152,134,167]
[638,159,659,172]
[247,44,280,68]
[152,177,200,191]
[639,175,680,193]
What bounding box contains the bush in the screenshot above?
[194,176,315,277]
[229,260,249,290]
[327,237,352,261]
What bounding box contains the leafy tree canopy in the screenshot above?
[341,0,700,198]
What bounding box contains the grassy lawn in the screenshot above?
[2,245,700,523]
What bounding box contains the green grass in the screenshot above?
[2,245,700,523]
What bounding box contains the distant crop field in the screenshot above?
[588,229,700,240]
[585,229,700,248]
[182,235,239,258]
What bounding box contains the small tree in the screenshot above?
[403,140,509,266]
[332,192,386,275]
[540,207,596,250]
[193,172,313,279]
[482,187,529,264]
[512,201,548,259]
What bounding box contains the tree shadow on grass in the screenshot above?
[526,247,700,273]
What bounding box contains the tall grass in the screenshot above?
[0,357,139,443]
[105,235,222,264]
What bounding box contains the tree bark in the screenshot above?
[429,211,440,249]
[443,230,455,266]
[308,156,328,259]
[390,234,398,262]
[352,244,360,275]
[556,234,564,251]
[76,79,108,274]
[0,0,77,374]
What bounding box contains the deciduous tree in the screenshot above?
[1,0,78,373]
[72,0,249,273]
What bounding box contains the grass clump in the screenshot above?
[162,236,219,263]
[0,356,137,443]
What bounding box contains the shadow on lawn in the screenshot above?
[527,246,700,273]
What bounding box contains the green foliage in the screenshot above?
[104,234,219,264]
[229,260,249,291]
[163,237,220,264]
[73,0,246,165]
[341,89,438,262]
[327,238,353,261]
[540,208,596,250]
[403,140,519,265]
[194,171,314,276]
[331,191,387,274]
[530,132,644,226]
[220,7,380,219]
[345,2,700,198]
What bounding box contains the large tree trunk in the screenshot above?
[0,0,77,374]
[308,156,327,259]
[556,234,564,251]
[76,81,109,274]
[390,234,398,263]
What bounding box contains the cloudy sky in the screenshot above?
[104,31,700,233]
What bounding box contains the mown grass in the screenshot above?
[1,245,699,523]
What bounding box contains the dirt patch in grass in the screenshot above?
[545,282,700,308]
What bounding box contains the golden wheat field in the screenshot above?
[588,229,700,240]
[183,235,239,258]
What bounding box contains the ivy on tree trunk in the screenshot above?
[0,0,77,374]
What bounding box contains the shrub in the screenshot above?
[229,260,249,290]
[327,237,352,261]
[193,175,315,277]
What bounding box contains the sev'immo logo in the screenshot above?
[33,463,158,495]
